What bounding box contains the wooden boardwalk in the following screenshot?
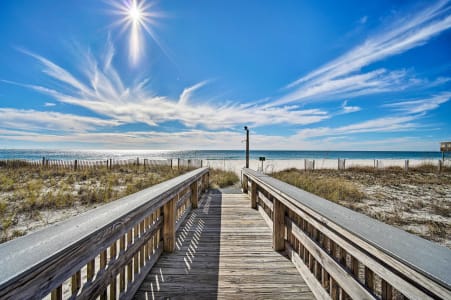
[134,190,314,299]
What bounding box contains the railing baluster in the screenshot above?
[365,266,374,293]
[110,241,117,299]
[71,270,81,296]
[51,285,62,300]
[87,259,95,282]
[120,235,126,293]
[382,279,393,300]
[100,249,108,300]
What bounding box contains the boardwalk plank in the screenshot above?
[134,190,314,299]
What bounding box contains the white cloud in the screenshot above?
[273,0,451,106]
[10,43,329,130]
[295,115,419,140]
[340,100,361,114]
[383,92,451,114]
[0,127,440,151]
[179,81,208,105]
[0,108,120,133]
[44,102,56,107]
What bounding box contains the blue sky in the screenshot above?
[0,0,450,150]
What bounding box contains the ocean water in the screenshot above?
[0,149,444,160]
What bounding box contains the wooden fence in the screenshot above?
[0,167,209,299]
[0,158,202,170]
[242,168,451,300]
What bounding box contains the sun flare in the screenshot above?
[110,0,161,65]
[128,1,143,23]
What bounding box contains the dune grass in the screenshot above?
[208,168,240,188]
[271,168,365,203]
[0,164,193,243]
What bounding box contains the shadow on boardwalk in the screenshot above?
[135,190,223,298]
[134,189,313,299]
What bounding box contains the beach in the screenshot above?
[203,158,451,175]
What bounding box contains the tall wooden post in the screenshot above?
[244,126,249,168]
[273,199,285,251]
[191,180,198,209]
[74,159,78,170]
[163,196,177,252]
[42,157,45,167]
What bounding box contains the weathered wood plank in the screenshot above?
[135,191,314,299]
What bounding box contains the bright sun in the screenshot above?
[110,0,161,65]
[128,1,142,23]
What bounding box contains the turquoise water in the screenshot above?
[0,149,444,160]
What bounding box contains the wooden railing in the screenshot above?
[0,167,209,299]
[242,168,451,300]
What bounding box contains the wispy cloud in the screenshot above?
[340,100,361,114]
[273,0,451,105]
[8,42,329,130]
[0,108,120,132]
[383,92,451,114]
[0,126,439,151]
[44,102,56,107]
[295,115,420,140]
[178,80,208,105]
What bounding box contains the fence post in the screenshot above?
[136,157,139,166]
[163,196,177,253]
[177,158,180,170]
[438,160,442,173]
[273,199,285,251]
[404,160,409,172]
[42,157,45,167]
[191,180,198,209]
[74,160,78,170]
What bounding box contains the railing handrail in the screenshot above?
[0,167,209,298]
[242,168,451,298]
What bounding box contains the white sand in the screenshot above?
[202,158,451,176]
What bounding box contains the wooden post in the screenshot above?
[74,159,78,170]
[177,158,180,170]
[191,180,198,209]
[242,174,248,193]
[438,160,442,173]
[163,196,177,252]
[42,156,45,166]
[136,157,139,166]
[110,158,113,169]
[273,199,285,251]
[381,279,393,300]
[405,160,409,172]
[365,266,374,292]
[251,181,257,209]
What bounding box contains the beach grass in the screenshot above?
[271,167,451,248]
[0,164,193,243]
[271,168,365,203]
[208,168,240,188]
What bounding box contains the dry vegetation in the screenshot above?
[208,168,240,188]
[0,164,192,243]
[272,165,451,248]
